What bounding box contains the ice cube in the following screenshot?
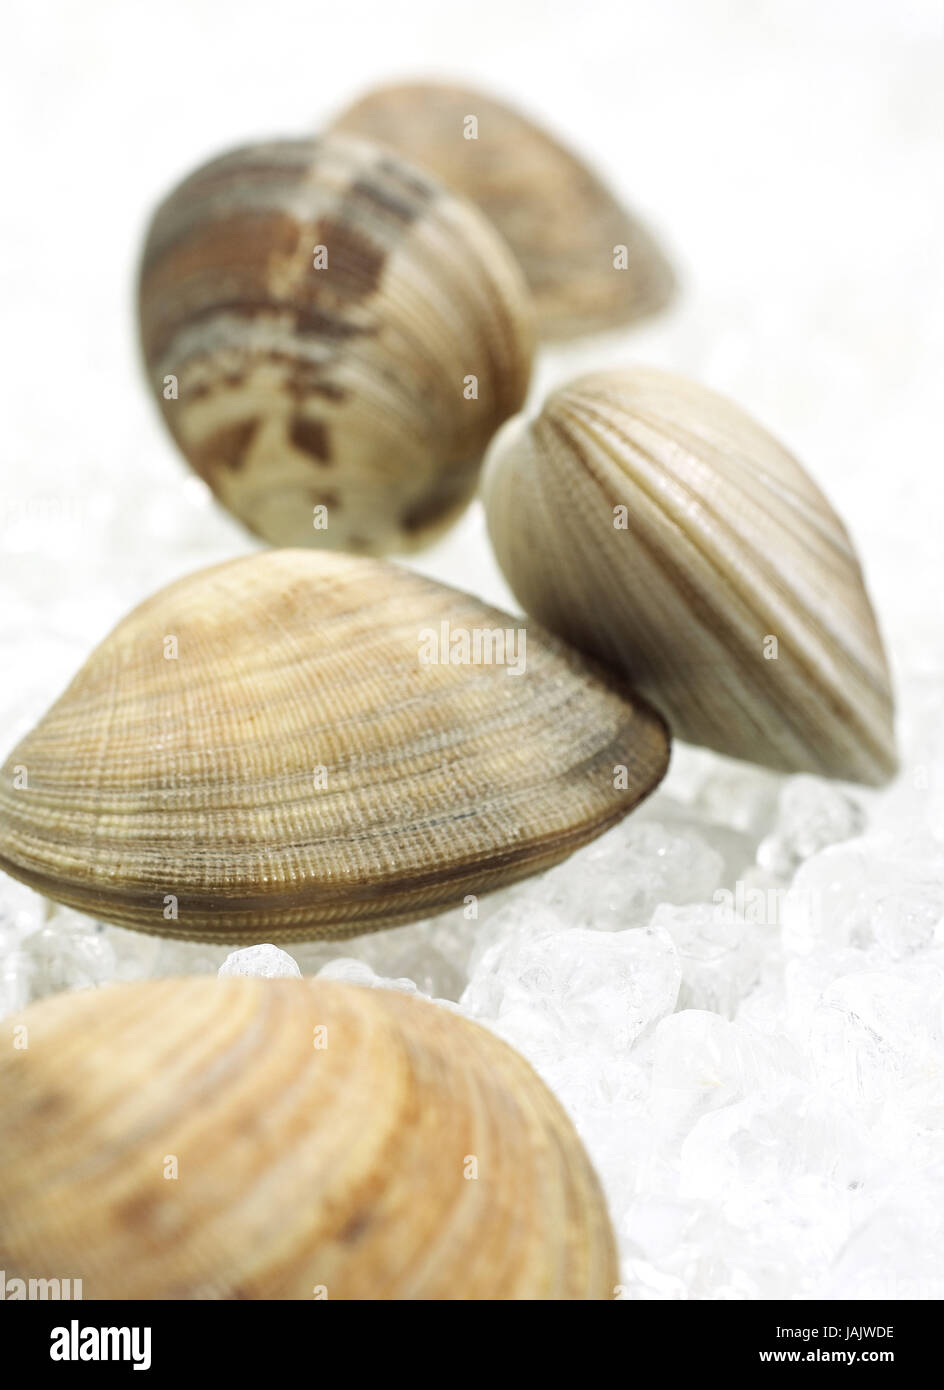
[758,775,866,877]
[782,834,944,957]
[218,943,302,979]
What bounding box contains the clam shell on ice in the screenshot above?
[483,367,896,784]
[331,80,676,341]
[138,134,534,553]
[0,977,618,1299]
[0,549,669,940]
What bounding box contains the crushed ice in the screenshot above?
[4,714,943,1299]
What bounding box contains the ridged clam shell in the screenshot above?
[331,81,675,342]
[138,134,534,554]
[483,367,896,784]
[0,549,669,940]
[0,977,618,1299]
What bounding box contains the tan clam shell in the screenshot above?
[483,367,896,784]
[138,134,534,554]
[0,549,669,941]
[0,976,618,1299]
[331,80,676,342]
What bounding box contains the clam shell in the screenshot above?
[138,134,534,554]
[483,368,896,784]
[0,550,669,940]
[331,81,675,341]
[0,977,618,1299]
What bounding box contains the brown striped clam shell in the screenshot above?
[483,367,896,784]
[138,135,534,554]
[0,549,669,941]
[331,80,676,341]
[0,977,619,1299]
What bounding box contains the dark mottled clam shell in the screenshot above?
[138,135,534,554]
